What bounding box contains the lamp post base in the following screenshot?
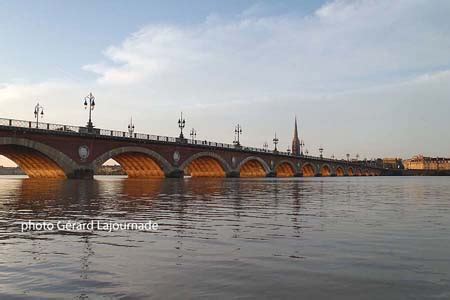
[86,121,94,133]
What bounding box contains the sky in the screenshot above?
[1,0,450,166]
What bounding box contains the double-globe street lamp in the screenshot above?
[234,124,242,146]
[178,112,186,139]
[273,133,279,152]
[190,128,197,142]
[128,117,135,137]
[34,102,44,128]
[84,92,96,131]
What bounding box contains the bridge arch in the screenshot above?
[179,152,232,177]
[347,167,354,176]
[275,160,296,177]
[301,162,317,177]
[91,146,173,178]
[0,137,79,178]
[320,164,332,177]
[335,166,345,176]
[238,156,270,177]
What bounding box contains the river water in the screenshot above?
[0,176,449,299]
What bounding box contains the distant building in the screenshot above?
[383,158,404,169]
[403,155,450,170]
[95,165,126,175]
[291,117,301,156]
[0,166,24,175]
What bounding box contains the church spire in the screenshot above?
[294,116,298,139]
[291,116,301,156]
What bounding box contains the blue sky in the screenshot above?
[0,0,319,82]
[1,0,450,166]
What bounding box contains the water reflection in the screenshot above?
[0,176,449,299]
[5,179,101,221]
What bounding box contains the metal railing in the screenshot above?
[0,117,377,166]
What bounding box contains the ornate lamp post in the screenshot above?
[319,147,324,159]
[346,153,350,161]
[273,133,279,152]
[34,102,44,128]
[128,117,135,137]
[178,112,186,139]
[331,154,335,159]
[300,139,305,155]
[287,148,291,155]
[190,128,197,142]
[263,141,268,151]
[84,92,96,131]
[234,124,242,146]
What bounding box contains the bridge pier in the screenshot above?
[67,168,94,179]
[226,171,240,178]
[294,172,303,177]
[166,169,185,178]
[266,171,277,177]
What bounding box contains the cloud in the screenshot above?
[0,80,72,102]
[0,80,89,124]
[83,0,450,98]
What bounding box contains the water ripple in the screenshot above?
[0,176,449,299]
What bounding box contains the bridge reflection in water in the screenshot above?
[1,177,309,217]
[1,177,448,299]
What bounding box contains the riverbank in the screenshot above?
[0,167,24,175]
[383,169,450,176]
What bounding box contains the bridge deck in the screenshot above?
[0,117,384,179]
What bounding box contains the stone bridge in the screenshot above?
[0,118,383,179]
